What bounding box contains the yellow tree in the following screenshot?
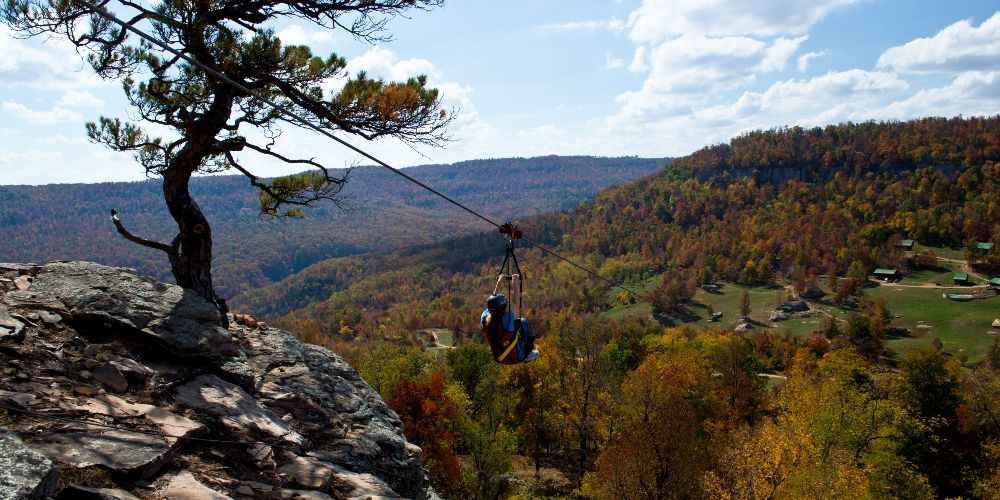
[584,347,721,499]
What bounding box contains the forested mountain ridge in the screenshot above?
[674,116,1000,177]
[0,155,665,298]
[266,116,1000,339]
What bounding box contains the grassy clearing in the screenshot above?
[602,274,1000,364]
[867,286,999,363]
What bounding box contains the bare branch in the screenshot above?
[110,209,176,254]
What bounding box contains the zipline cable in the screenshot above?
[80,1,642,298]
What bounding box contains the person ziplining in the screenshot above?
[480,223,540,364]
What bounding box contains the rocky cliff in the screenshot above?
[0,261,436,500]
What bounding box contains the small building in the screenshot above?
[976,242,995,252]
[897,239,915,250]
[777,300,809,313]
[954,272,971,285]
[873,268,898,281]
[993,318,1000,329]
[991,277,1000,289]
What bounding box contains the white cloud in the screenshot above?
[877,12,1000,73]
[536,18,626,33]
[604,52,626,70]
[0,26,104,90]
[797,51,827,71]
[628,46,649,72]
[276,25,335,47]
[2,101,82,125]
[626,0,859,42]
[57,89,104,108]
[757,36,808,72]
[881,71,1000,118]
[612,35,808,124]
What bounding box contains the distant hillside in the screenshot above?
[260,117,1000,341]
[0,156,665,297]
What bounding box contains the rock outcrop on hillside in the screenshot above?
[0,261,435,500]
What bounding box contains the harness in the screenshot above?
[489,222,524,363]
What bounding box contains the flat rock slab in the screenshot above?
[72,394,203,442]
[175,374,304,447]
[328,464,403,500]
[10,262,238,360]
[31,429,173,479]
[0,429,59,500]
[162,471,233,500]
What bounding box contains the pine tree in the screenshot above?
[3,0,450,322]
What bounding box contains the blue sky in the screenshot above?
[1,0,999,184]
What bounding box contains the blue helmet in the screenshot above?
[487,294,508,313]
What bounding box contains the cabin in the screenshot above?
[976,242,995,252]
[777,300,809,313]
[954,272,971,285]
[873,268,899,282]
[990,277,1000,289]
[897,239,915,250]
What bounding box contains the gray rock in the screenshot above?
[58,485,143,500]
[31,429,174,479]
[0,304,25,342]
[0,428,59,499]
[279,454,336,490]
[246,328,427,498]
[8,262,238,360]
[276,490,334,500]
[327,463,403,500]
[175,374,304,448]
[161,471,232,500]
[93,362,130,393]
[0,389,36,408]
[735,322,755,332]
[768,310,789,322]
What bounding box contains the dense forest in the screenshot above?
[0,156,663,297]
[256,117,1000,499]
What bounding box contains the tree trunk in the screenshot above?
[163,162,229,327]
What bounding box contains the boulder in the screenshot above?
[246,327,426,497]
[0,304,25,342]
[93,362,130,393]
[735,322,755,332]
[175,374,304,448]
[161,471,232,500]
[0,428,59,500]
[5,262,238,360]
[13,276,31,291]
[30,429,174,479]
[769,310,789,322]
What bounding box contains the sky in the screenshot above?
[1,0,999,185]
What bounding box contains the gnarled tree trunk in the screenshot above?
[163,155,228,327]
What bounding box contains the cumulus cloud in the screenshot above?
[626,0,859,42]
[881,71,1000,118]
[276,25,335,47]
[2,101,82,125]
[57,89,104,108]
[0,26,104,90]
[877,12,1000,73]
[797,51,827,71]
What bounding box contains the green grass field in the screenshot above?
[602,273,1000,364]
[867,286,999,362]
